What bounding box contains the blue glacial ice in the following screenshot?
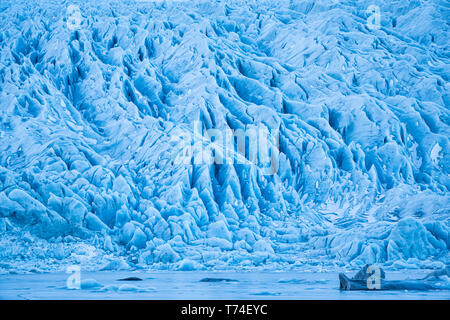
[0,0,448,274]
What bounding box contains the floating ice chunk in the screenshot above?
[117,277,142,281]
[118,284,140,292]
[199,278,238,283]
[80,279,103,290]
[250,291,281,296]
[278,278,306,284]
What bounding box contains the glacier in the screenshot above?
[0,0,449,274]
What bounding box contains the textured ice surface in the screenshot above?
[0,0,449,273]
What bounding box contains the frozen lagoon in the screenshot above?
[0,271,449,300]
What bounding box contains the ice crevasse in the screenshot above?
[0,0,448,272]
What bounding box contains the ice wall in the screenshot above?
[0,0,448,272]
